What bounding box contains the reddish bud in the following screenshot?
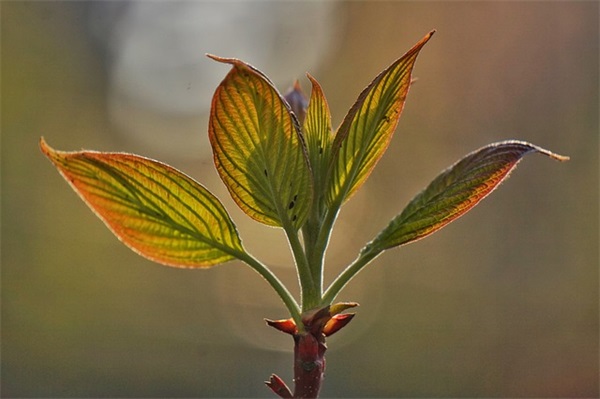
[265,374,293,398]
[265,318,297,335]
[301,306,331,335]
[323,313,355,337]
[329,302,359,316]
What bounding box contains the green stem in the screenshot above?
[236,251,303,328]
[309,206,340,300]
[322,247,381,305]
[283,224,319,312]
[302,217,325,298]
[299,204,339,310]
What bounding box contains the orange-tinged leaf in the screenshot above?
[208,55,312,229]
[327,30,434,207]
[364,141,569,254]
[40,138,245,268]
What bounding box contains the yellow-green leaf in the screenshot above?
[303,73,333,205]
[208,55,312,229]
[327,31,434,207]
[363,141,569,254]
[40,138,245,268]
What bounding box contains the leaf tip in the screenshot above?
[525,141,570,162]
[205,53,222,62]
[206,53,240,66]
[420,29,436,46]
[39,136,58,161]
[551,153,570,162]
[39,136,49,153]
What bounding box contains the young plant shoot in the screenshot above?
[41,30,569,398]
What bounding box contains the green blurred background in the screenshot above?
[2,1,598,397]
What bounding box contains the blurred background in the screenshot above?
[2,1,598,397]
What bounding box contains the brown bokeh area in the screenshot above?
[2,1,598,397]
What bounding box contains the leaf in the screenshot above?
[364,141,569,254]
[40,138,246,268]
[327,30,435,207]
[303,74,333,204]
[208,55,312,229]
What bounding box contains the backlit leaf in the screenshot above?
[303,74,333,207]
[208,55,312,229]
[40,138,245,268]
[364,141,569,254]
[327,30,434,207]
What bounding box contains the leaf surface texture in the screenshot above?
[328,31,435,207]
[366,141,569,253]
[41,138,245,268]
[208,56,312,229]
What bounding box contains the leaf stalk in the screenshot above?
[236,251,303,329]
[322,248,381,305]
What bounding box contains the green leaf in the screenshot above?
[208,55,312,229]
[303,74,333,205]
[364,141,569,254]
[327,30,434,207]
[40,138,246,268]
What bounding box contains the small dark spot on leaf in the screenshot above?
[264,169,268,177]
[293,194,298,201]
[319,146,323,154]
[288,201,295,210]
[292,214,298,221]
